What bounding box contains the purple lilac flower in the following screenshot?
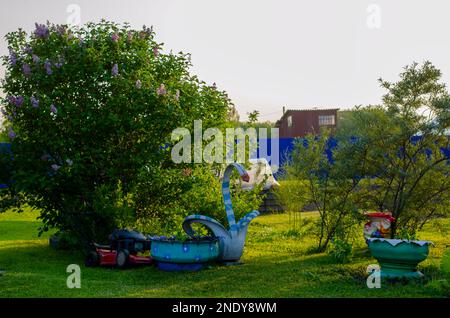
[66,159,73,166]
[0,108,7,118]
[56,25,66,36]
[8,127,16,139]
[32,54,40,63]
[111,63,119,77]
[8,95,23,108]
[144,25,153,36]
[156,84,167,96]
[1,108,13,122]
[50,104,57,114]
[135,79,142,89]
[127,31,133,43]
[9,49,17,66]
[7,96,15,105]
[23,45,33,54]
[152,47,159,57]
[54,56,64,69]
[51,164,60,171]
[30,96,39,108]
[14,96,24,107]
[34,23,49,39]
[23,63,31,77]
[44,59,52,75]
[111,33,120,42]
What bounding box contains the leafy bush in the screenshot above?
[327,238,353,264]
[49,232,80,250]
[0,21,234,245]
[285,130,365,252]
[274,179,309,233]
[287,61,449,251]
[338,62,450,238]
[427,279,450,296]
[134,164,264,236]
[442,249,450,277]
[0,126,8,142]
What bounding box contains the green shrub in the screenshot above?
[0,126,8,142]
[285,131,365,252]
[274,179,309,233]
[338,62,450,238]
[327,238,353,264]
[0,21,232,245]
[49,232,80,250]
[134,164,264,236]
[442,249,450,277]
[427,279,450,296]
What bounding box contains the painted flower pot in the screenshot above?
[367,238,433,279]
[150,237,219,271]
[363,212,395,239]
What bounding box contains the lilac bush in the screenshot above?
[0,20,232,244]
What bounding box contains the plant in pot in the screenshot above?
[339,62,450,279]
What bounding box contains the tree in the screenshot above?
[339,61,450,238]
[286,61,450,250]
[286,130,366,252]
[247,110,260,125]
[0,21,233,244]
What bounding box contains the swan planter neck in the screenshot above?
[182,163,260,263]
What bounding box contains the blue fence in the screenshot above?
[1,138,448,187]
[249,138,296,169]
[256,137,449,175]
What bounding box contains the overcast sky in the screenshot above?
[1,0,450,122]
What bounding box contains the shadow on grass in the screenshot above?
[0,221,51,241]
[0,239,447,297]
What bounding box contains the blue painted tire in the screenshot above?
[150,239,219,264]
[157,262,205,272]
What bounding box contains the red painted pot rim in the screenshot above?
[364,212,395,222]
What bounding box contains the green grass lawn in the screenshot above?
[0,208,449,297]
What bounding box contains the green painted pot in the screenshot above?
[150,238,219,264]
[367,238,433,279]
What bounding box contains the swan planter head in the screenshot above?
[182,163,260,263]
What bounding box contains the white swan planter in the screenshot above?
[182,163,260,263]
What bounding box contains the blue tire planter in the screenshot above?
[150,237,219,271]
[156,262,205,272]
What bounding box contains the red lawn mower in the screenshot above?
[85,229,153,268]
